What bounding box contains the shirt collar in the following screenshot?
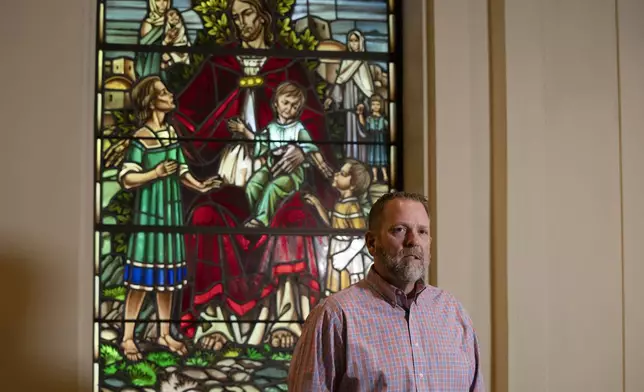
[366,266,427,308]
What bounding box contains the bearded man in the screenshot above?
[288,192,486,392]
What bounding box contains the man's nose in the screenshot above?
[404,229,421,246]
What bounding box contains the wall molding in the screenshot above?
[488,0,509,390]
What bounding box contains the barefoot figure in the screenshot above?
[118,75,220,361]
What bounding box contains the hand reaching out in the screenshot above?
[199,176,223,192]
[310,152,334,180]
[227,118,251,139]
[303,192,322,207]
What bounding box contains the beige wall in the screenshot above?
[618,1,644,391]
[433,0,492,387]
[0,0,94,390]
[503,0,641,390]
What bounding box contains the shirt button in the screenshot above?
[419,374,424,378]
[415,342,419,347]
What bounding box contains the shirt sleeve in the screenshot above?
[170,126,190,176]
[287,299,345,392]
[295,122,319,154]
[251,127,269,158]
[469,330,485,391]
[118,140,145,184]
[458,302,486,392]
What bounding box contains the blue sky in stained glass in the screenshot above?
[103,0,390,56]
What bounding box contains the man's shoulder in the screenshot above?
[312,283,372,315]
[420,285,475,323]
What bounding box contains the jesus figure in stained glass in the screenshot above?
[227,81,334,227]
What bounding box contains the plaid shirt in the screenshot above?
[288,267,485,391]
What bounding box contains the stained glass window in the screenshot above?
[94,0,402,390]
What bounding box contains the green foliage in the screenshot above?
[106,111,137,139]
[102,286,126,301]
[100,254,125,287]
[277,0,295,15]
[270,351,293,361]
[105,189,133,225]
[246,347,266,360]
[100,344,126,376]
[193,0,231,44]
[126,362,158,387]
[276,18,319,51]
[103,364,121,375]
[222,347,243,358]
[185,356,209,367]
[100,344,123,365]
[146,351,180,368]
[98,343,297,388]
[185,350,217,366]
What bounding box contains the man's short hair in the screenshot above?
[368,191,430,231]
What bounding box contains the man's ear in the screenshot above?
[365,231,376,257]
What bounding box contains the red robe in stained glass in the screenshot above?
[174,45,336,335]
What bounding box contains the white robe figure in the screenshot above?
[332,30,375,162]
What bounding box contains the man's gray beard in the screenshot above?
[376,245,426,284]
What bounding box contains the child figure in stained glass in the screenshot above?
[118,75,220,361]
[160,8,191,70]
[357,94,389,183]
[304,159,373,294]
[227,81,333,227]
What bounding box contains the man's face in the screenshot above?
[231,1,264,42]
[367,199,431,284]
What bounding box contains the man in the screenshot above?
[288,192,485,391]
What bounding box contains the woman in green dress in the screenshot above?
[118,75,220,361]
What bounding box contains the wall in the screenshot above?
[501,0,640,390]
[0,0,94,390]
[617,0,644,391]
[433,0,492,387]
